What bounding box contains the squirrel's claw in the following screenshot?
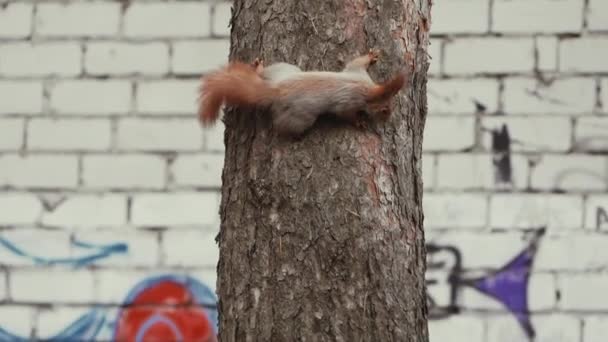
[252,58,265,74]
[368,49,381,65]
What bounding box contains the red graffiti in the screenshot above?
[114,280,216,342]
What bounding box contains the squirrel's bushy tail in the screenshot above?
[365,71,407,103]
[197,62,277,126]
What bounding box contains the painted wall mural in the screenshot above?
[0,230,544,341]
[427,228,545,339]
[0,236,218,342]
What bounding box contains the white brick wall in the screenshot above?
[0,3,32,38]
[124,2,211,38]
[27,119,112,151]
[85,42,170,75]
[82,154,166,189]
[492,0,583,33]
[0,42,81,77]
[35,3,121,37]
[0,81,43,114]
[444,38,534,75]
[560,38,608,73]
[0,0,606,341]
[0,118,24,150]
[50,80,132,115]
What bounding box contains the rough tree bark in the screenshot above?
[216,0,431,341]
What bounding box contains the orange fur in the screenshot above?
[197,62,278,125]
[365,71,407,103]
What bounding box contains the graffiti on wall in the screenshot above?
[0,234,218,342]
[0,227,545,340]
[426,228,545,339]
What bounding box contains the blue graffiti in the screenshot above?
[0,236,127,267]
[0,309,105,342]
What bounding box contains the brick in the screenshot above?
[27,118,112,151]
[35,2,120,37]
[560,273,608,310]
[0,81,43,115]
[0,229,71,266]
[427,39,442,76]
[481,117,572,152]
[124,2,211,38]
[163,229,218,267]
[116,118,202,151]
[171,154,224,188]
[172,40,229,74]
[82,154,166,190]
[11,269,94,303]
[492,0,583,33]
[576,117,608,152]
[428,316,484,342]
[537,234,608,271]
[530,155,607,191]
[503,77,595,115]
[95,270,170,303]
[427,231,525,268]
[212,2,232,36]
[560,38,608,73]
[0,118,24,150]
[487,314,580,342]
[85,42,169,76]
[436,153,528,190]
[422,154,434,190]
[444,38,534,75]
[423,193,487,228]
[427,78,499,114]
[0,193,41,225]
[41,194,127,228]
[186,269,218,293]
[0,306,35,337]
[586,195,608,230]
[490,194,582,229]
[423,117,475,152]
[534,315,581,342]
[204,122,225,152]
[0,42,81,77]
[536,36,558,71]
[430,0,489,34]
[0,271,5,300]
[0,3,32,38]
[136,80,199,114]
[588,0,608,31]
[36,307,98,339]
[585,316,608,342]
[528,273,557,311]
[0,155,78,189]
[74,231,158,266]
[131,192,219,226]
[50,80,131,115]
[603,79,608,114]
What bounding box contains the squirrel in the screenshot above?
[197,49,408,136]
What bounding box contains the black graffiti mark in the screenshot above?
[596,207,608,229]
[425,228,546,339]
[426,244,462,319]
[473,99,487,113]
[490,124,513,186]
[525,88,567,106]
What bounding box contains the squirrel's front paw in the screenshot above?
[368,49,381,64]
[252,58,264,74]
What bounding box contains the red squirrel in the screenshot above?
[197,49,407,136]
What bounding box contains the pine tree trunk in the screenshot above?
[216,0,431,341]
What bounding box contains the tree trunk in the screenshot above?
[216,0,431,341]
